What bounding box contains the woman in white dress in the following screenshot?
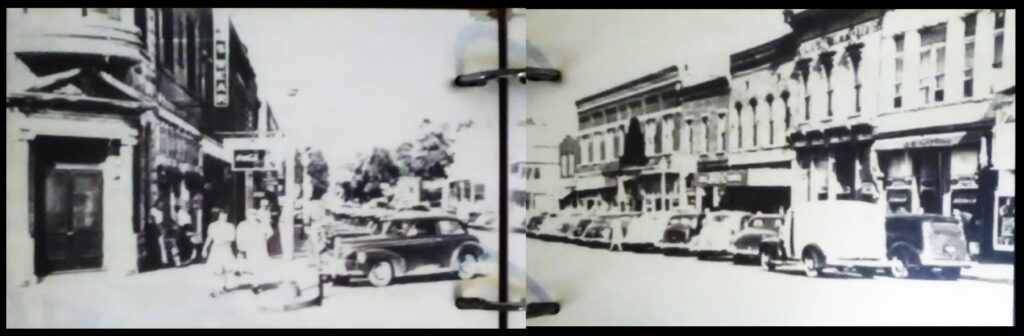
[203,208,236,297]
[237,208,274,294]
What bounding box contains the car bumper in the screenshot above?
[919,259,976,268]
[827,258,890,269]
[728,247,759,257]
[656,241,690,250]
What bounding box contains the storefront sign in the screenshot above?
[213,13,230,108]
[233,149,266,170]
[696,171,747,186]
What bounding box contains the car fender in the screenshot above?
[450,241,486,266]
[887,242,922,263]
[358,248,408,276]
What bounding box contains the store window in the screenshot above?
[474,184,485,202]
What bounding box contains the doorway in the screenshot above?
[39,165,104,274]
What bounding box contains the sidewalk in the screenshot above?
[962,263,1015,284]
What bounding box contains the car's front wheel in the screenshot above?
[367,260,394,287]
[457,253,479,280]
[802,251,823,278]
[760,249,775,271]
[939,267,962,280]
[889,254,911,279]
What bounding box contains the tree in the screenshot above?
[348,147,401,203]
[394,118,473,180]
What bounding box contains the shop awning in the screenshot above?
[873,131,982,151]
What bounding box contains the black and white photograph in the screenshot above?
[524,9,1015,326]
[6,8,515,328]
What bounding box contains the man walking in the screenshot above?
[237,208,274,294]
[609,218,624,252]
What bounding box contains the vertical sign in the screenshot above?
[213,12,230,108]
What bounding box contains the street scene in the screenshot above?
[524,9,1015,325]
[6,8,519,328]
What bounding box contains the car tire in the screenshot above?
[457,253,479,280]
[939,267,961,280]
[802,251,823,278]
[856,268,876,279]
[760,249,775,271]
[367,260,394,287]
[696,252,708,260]
[889,254,911,279]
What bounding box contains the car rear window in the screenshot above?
[929,221,962,234]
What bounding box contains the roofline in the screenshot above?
[575,65,679,108]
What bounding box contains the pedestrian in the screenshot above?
[203,208,237,297]
[609,218,624,251]
[145,207,167,268]
[156,207,181,267]
[175,204,197,263]
[237,207,274,294]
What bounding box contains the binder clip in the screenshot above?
[453,67,562,87]
[454,298,561,318]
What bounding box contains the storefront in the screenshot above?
[7,68,149,285]
[697,167,793,213]
[987,88,1015,260]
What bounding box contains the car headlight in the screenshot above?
[356,251,367,264]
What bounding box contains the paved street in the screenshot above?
[526,238,1015,326]
[6,228,511,328]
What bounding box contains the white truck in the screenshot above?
[758,200,889,278]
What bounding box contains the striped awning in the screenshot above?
[873,131,982,151]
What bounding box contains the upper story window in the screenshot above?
[702,116,711,154]
[734,101,743,149]
[686,119,695,154]
[717,113,727,152]
[964,13,977,98]
[994,10,1006,69]
[662,92,679,109]
[644,96,660,114]
[893,33,905,108]
[161,8,174,73]
[918,24,947,104]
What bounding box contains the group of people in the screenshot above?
[146,199,278,297]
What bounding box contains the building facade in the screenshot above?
[6,8,264,286]
[874,9,1015,260]
[570,66,698,213]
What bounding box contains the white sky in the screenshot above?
[226,9,500,173]
[225,9,793,172]
[525,10,793,138]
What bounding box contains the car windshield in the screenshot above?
[748,217,782,229]
[669,216,694,226]
[929,220,963,235]
[383,221,409,237]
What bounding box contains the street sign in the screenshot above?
[233,149,266,170]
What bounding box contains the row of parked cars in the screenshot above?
[525,200,975,280]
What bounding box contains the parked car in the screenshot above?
[536,212,582,241]
[466,211,498,230]
[620,212,665,251]
[886,214,974,280]
[567,217,600,243]
[759,201,889,278]
[577,217,614,248]
[728,213,783,263]
[657,212,704,254]
[321,211,486,287]
[689,211,751,260]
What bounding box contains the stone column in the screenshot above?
[7,114,36,287]
[105,137,139,276]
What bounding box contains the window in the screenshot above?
[178,17,185,68]
[439,220,465,235]
[687,120,695,154]
[766,94,775,146]
[534,167,540,179]
[462,181,471,202]
[749,99,759,147]
[672,114,681,151]
[994,10,1005,68]
[894,34,904,108]
[718,113,727,152]
[702,116,711,153]
[662,92,679,109]
[408,220,439,237]
[781,91,791,131]
[187,18,196,91]
[606,108,617,123]
[134,9,147,45]
[964,13,976,98]
[600,135,606,161]
[587,137,594,164]
[734,102,743,150]
[618,106,628,121]
[918,24,946,105]
[645,96,660,114]
[654,121,663,154]
[161,9,174,72]
[474,184,485,201]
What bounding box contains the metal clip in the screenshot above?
[455,298,561,318]
[453,67,562,87]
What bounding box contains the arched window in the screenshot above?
[766,94,775,146]
[749,98,759,148]
[780,90,791,134]
[734,101,743,150]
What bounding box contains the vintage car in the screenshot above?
[326,208,387,243]
[466,211,498,230]
[577,217,615,248]
[618,212,665,251]
[567,216,601,243]
[689,211,752,260]
[886,214,974,280]
[657,212,704,254]
[728,214,783,263]
[759,201,889,278]
[321,211,486,287]
[525,212,550,236]
[535,212,581,241]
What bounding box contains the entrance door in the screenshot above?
[41,166,104,274]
